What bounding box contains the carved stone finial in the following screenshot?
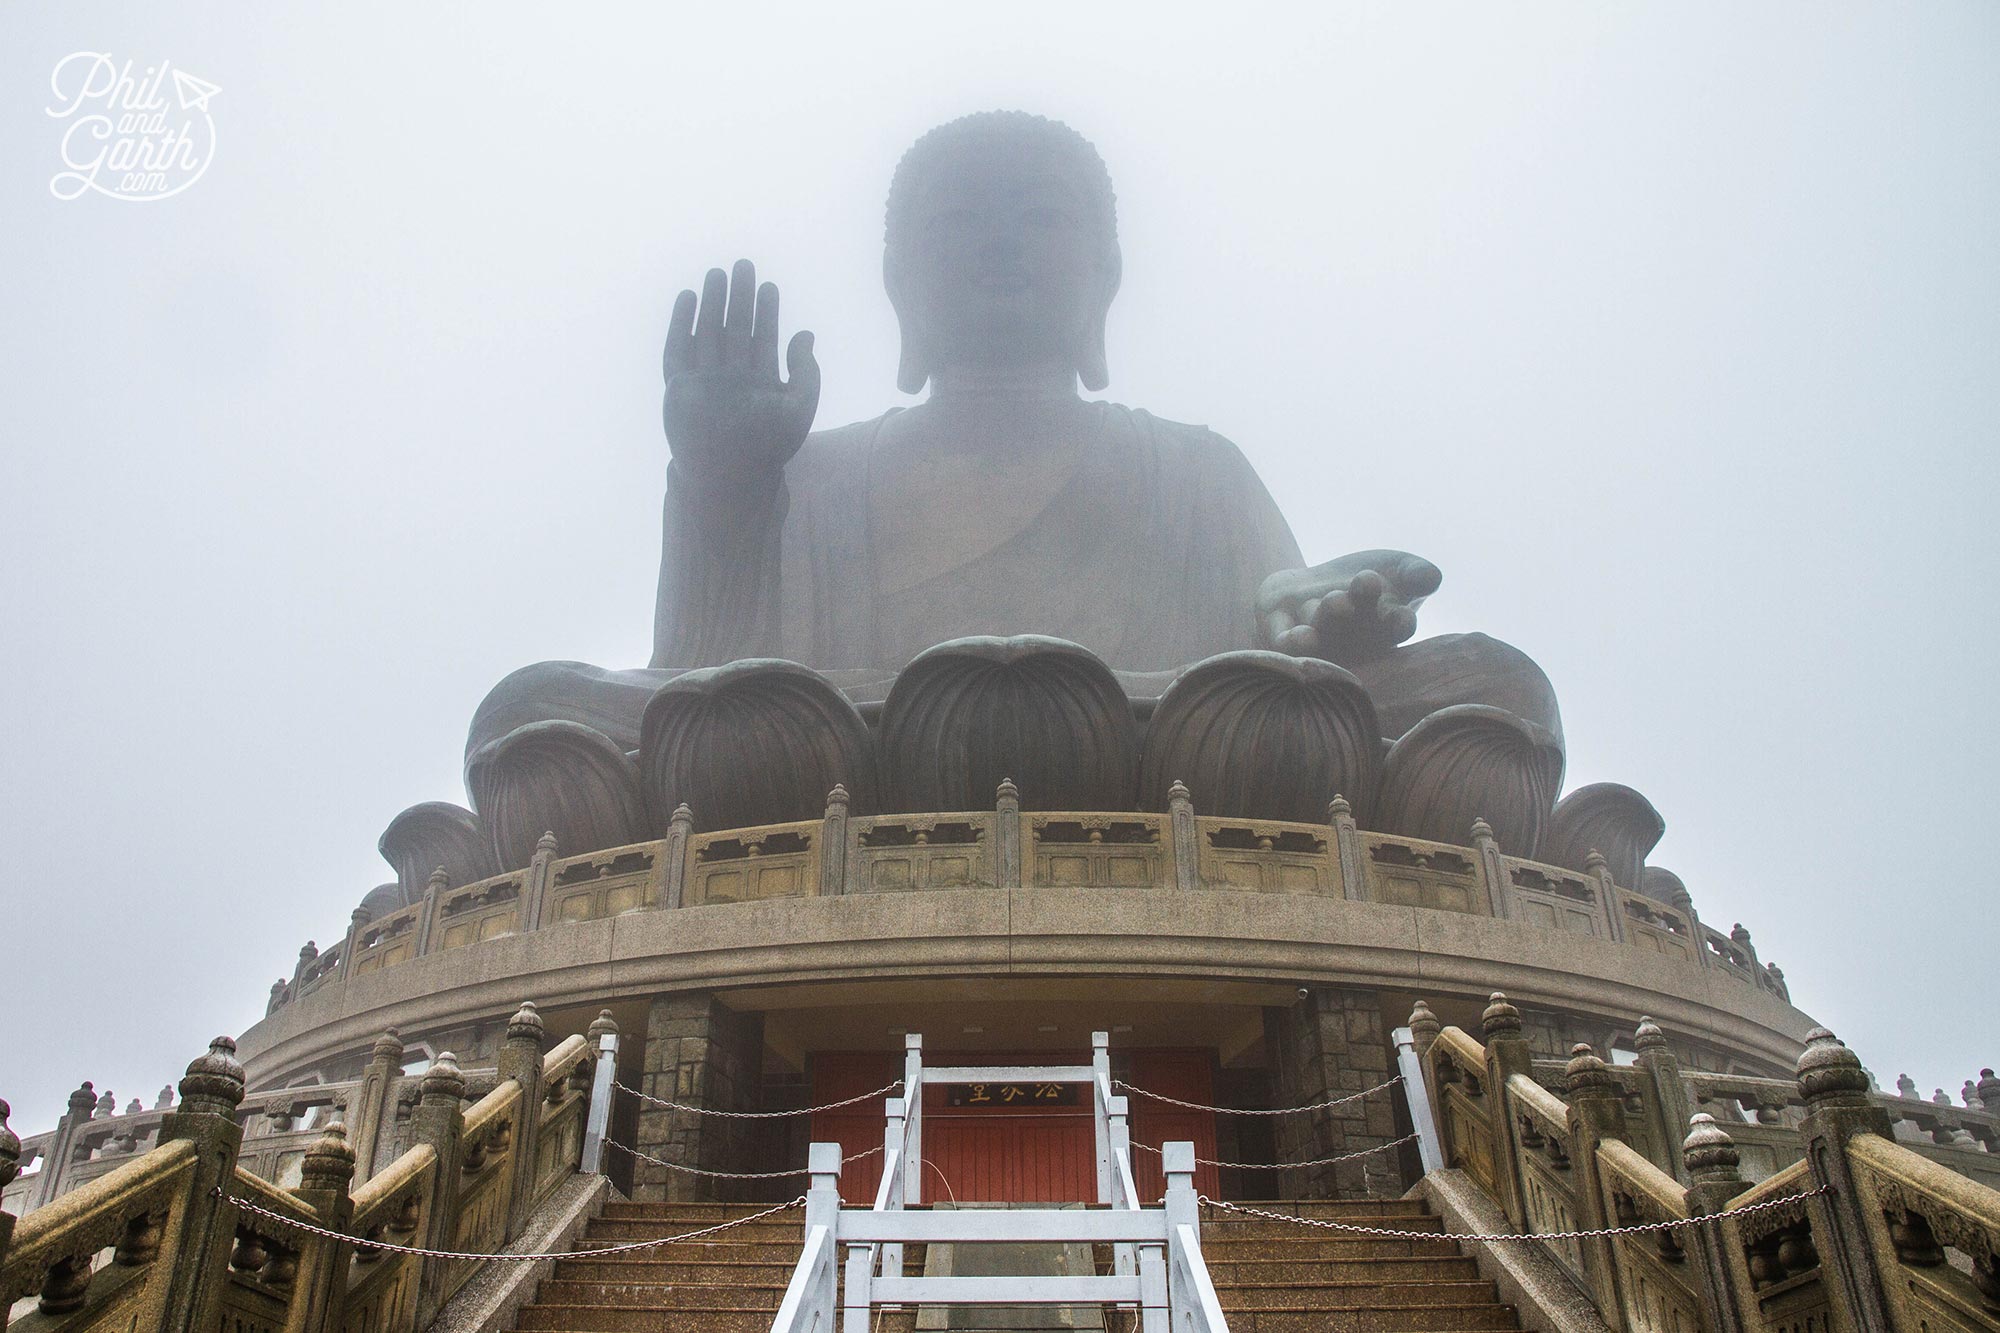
[1932,1088,1951,1105]
[350,906,371,928]
[996,777,1020,803]
[1329,794,1351,819]
[426,866,449,894]
[154,1084,174,1110]
[269,978,288,1002]
[508,1001,545,1045]
[371,1028,404,1062]
[1670,884,1696,912]
[1167,779,1191,806]
[670,802,695,828]
[1585,847,1609,874]
[68,1082,97,1117]
[1730,922,1751,945]
[95,1090,116,1117]
[1896,1073,1919,1098]
[588,1009,620,1043]
[536,829,558,854]
[0,1099,20,1191]
[1977,1068,2000,1109]
[1481,992,1522,1039]
[1796,1028,1870,1106]
[1682,1112,1741,1183]
[1960,1081,1981,1109]
[1408,1000,1440,1045]
[421,1052,465,1103]
[178,1037,247,1117]
[301,1122,357,1191]
[1634,1017,1670,1054]
[123,1098,141,1116]
[826,783,850,812]
[1565,1042,1616,1096]
[298,941,318,963]
[1469,816,1495,843]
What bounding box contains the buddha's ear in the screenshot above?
[1078,243,1122,393]
[884,248,930,395]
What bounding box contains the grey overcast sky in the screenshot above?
[2,4,1996,1135]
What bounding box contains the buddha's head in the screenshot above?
[885,111,1121,394]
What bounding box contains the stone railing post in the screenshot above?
[1470,818,1511,918]
[337,906,369,983]
[1563,1043,1634,1330]
[155,1037,248,1333]
[1588,851,1628,943]
[1632,1018,1694,1182]
[1329,795,1366,901]
[821,785,850,897]
[522,831,558,932]
[1682,1114,1752,1333]
[1408,1000,1441,1062]
[412,1052,467,1330]
[286,1124,357,1333]
[0,1100,19,1270]
[412,868,448,956]
[29,1080,98,1209]
[1168,781,1198,890]
[1793,1028,1898,1333]
[1480,994,1534,1229]
[498,1001,547,1236]
[1671,885,1713,971]
[996,779,1022,889]
[663,803,694,908]
[346,1029,403,1187]
[290,941,318,996]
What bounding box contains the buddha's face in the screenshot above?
[888,140,1118,380]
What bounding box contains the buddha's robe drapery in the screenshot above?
[467,401,1561,760]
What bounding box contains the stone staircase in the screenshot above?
[1196,1198,1519,1333]
[508,1196,1517,1333]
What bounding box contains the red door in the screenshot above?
[809,1050,1219,1204]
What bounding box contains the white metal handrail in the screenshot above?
[769,1033,1229,1333]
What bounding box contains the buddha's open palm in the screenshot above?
[663,259,821,484]
[1258,550,1442,666]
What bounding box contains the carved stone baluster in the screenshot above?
[822,786,850,897]
[1407,1000,1441,1061]
[30,1082,98,1209]
[1480,993,1532,1230]
[1587,850,1627,943]
[413,868,448,956]
[1468,817,1509,918]
[157,1036,248,1333]
[1167,780,1197,891]
[1793,1028,1899,1333]
[500,1001,547,1236]
[290,1123,357,1329]
[522,830,558,932]
[1633,1018,1693,1182]
[1562,1043,1632,1322]
[663,804,693,908]
[996,779,1022,890]
[1329,795,1365,901]
[412,1053,467,1330]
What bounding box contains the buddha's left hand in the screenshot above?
[1257,550,1442,666]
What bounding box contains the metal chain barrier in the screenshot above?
[219,1188,804,1261]
[614,1078,903,1118]
[1114,1073,1402,1116]
[1131,1132,1419,1171]
[602,1136,884,1180]
[1196,1187,1835,1243]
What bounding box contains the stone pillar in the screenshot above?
[1329,796,1366,901]
[1632,1017,1694,1182]
[155,1037,248,1333]
[1168,781,1197,891]
[521,831,558,932]
[1480,993,1535,1230]
[30,1081,98,1209]
[411,1052,467,1330]
[1562,1043,1634,1327]
[288,1125,358,1332]
[663,804,694,908]
[633,992,765,1202]
[1793,1028,1898,1333]
[822,786,850,897]
[1265,985,1399,1198]
[1683,1113,1752,1333]
[346,1029,403,1186]
[996,779,1022,889]
[497,1001,547,1235]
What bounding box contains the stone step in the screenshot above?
[1209,1281,1497,1310]
[1200,1214,1446,1240]
[533,1281,788,1309]
[515,1306,784,1333]
[1212,1199,1435,1219]
[1203,1236,1465,1260]
[552,1259,799,1285]
[1213,1305,1518,1333]
[1205,1256,1481,1284]
[582,1219,802,1243]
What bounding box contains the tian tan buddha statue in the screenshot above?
[374,112,1667,911]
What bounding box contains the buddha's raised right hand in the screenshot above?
[663,259,821,485]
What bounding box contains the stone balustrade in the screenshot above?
[0,1003,608,1333]
[264,783,1790,1016]
[1414,1002,2000,1333]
